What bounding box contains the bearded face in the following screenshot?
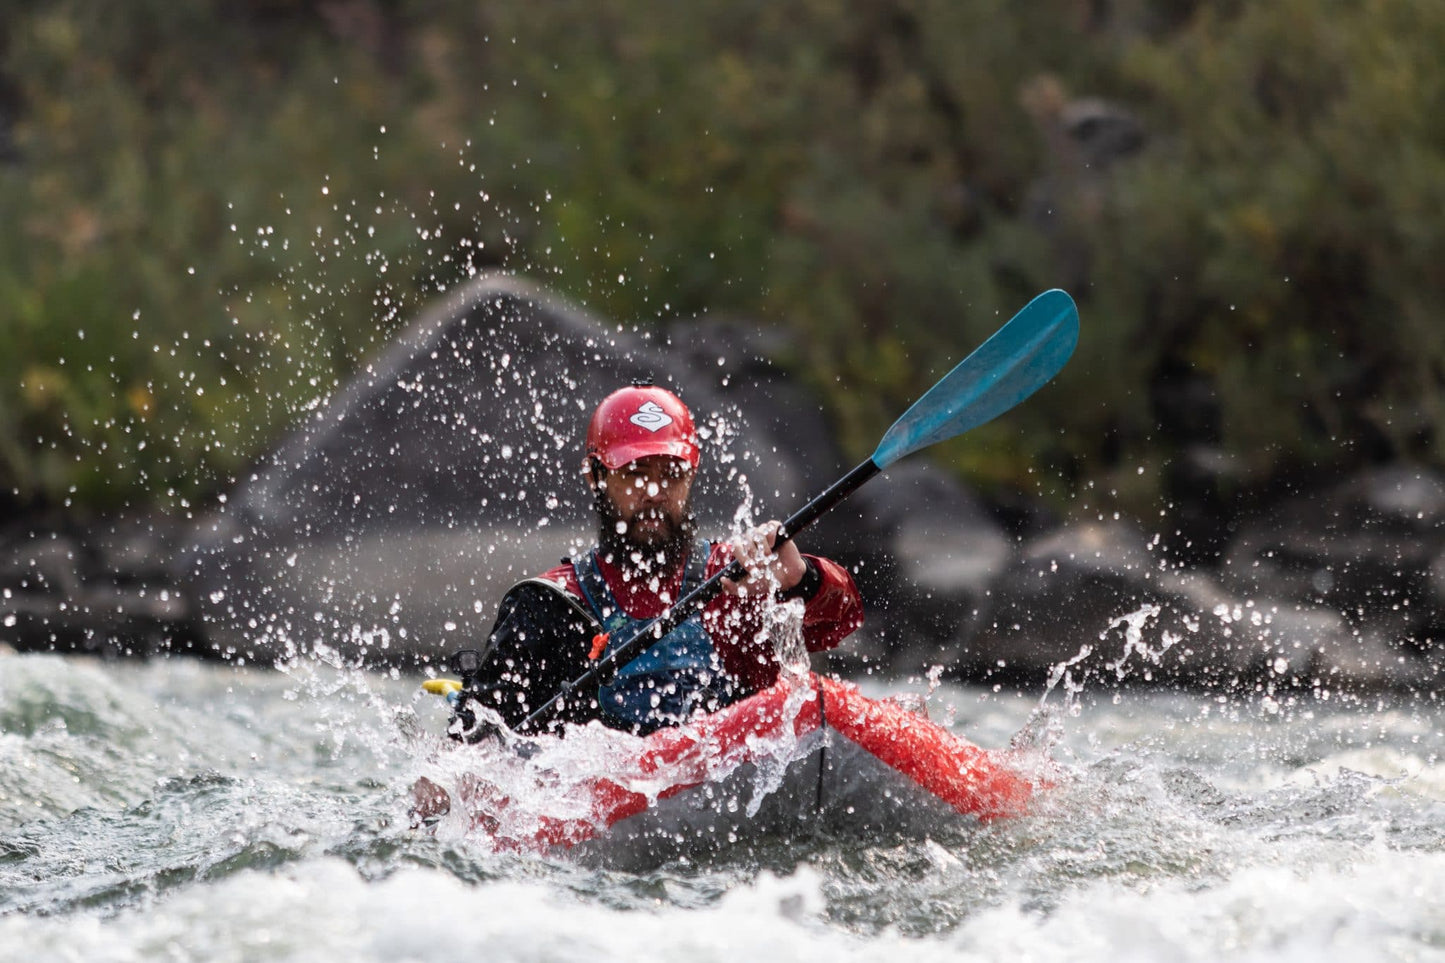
[591,455,697,570]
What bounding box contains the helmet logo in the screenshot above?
[629,401,674,433]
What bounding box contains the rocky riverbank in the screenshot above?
[3,460,1442,695]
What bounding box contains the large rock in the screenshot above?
[962,520,1177,685]
[0,514,199,656]
[175,275,853,667]
[1223,463,1445,645]
[663,315,860,559]
[958,518,1390,692]
[842,461,1014,676]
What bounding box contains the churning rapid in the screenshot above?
[2,631,1443,961]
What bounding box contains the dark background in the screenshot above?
[2,0,1442,553]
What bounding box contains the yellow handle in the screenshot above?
[422,678,463,696]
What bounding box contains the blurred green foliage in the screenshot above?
[1,0,1442,520]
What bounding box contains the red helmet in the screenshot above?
[585,384,700,470]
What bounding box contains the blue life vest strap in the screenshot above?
[573,539,710,634]
[572,540,735,733]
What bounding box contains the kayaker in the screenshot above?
[451,382,863,738]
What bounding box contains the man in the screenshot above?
[451,382,863,738]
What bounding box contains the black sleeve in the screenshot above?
[463,581,601,733]
[778,556,823,602]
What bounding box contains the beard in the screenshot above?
[595,493,697,575]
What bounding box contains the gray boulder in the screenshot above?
[1223,463,1445,645]
[842,461,1014,676]
[959,518,1376,692]
[0,516,198,656]
[664,314,860,558]
[964,520,1169,684]
[175,274,851,667]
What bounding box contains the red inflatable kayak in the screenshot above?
[423,673,1048,868]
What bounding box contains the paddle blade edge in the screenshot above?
[871,289,1079,470]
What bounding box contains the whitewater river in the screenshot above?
[2,643,1443,962]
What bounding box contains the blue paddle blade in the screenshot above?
[872,289,1079,469]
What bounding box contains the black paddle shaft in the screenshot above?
[521,457,882,730]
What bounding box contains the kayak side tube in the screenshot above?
[460,673,1046,864]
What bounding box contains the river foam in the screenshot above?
[2,653,1443,960]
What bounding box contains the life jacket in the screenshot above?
[573,540,739,734]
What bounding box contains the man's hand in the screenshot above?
[723,521,807,596]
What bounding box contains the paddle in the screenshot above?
[516,288,1079,732]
